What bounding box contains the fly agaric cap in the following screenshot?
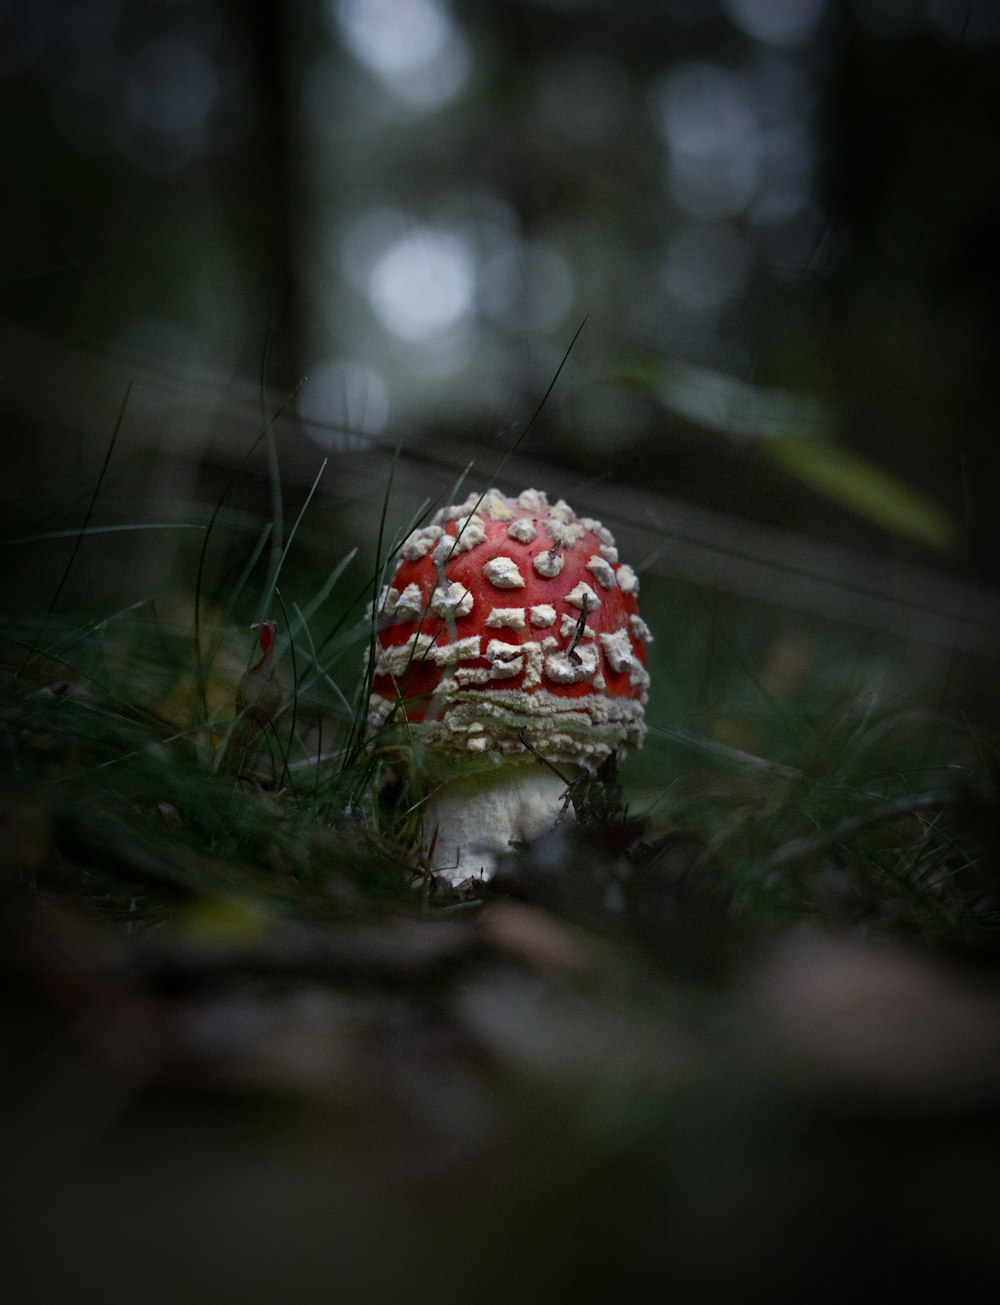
[367,488,650,884]
[369,488,649,768]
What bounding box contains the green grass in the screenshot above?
[1,452,995,944]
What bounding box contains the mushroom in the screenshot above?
[368,488,650,886]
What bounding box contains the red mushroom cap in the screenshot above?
[368,488,649,769]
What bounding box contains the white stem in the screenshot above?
[423,766,575,886]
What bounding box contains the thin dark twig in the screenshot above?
[517,727,573,787]
[566,607,588,663]
[488,314,589,486]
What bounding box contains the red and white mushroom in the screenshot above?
[368,488,650,885]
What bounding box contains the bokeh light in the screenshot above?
[721,0,827,47]
[367,227,476,341]
[330,0,471,108]
[298,358,390,451]
[654,61,762,220]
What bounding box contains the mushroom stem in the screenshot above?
[423,766,575,886]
